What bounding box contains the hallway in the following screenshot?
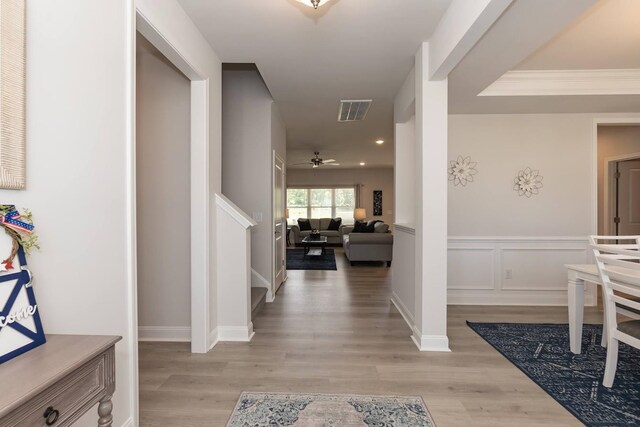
[139,250,599,426]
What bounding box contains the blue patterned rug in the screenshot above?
[286,248,337,271]
[227,392,436,426]
[468,322,640,426]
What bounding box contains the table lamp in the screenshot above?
[354,208,366,222]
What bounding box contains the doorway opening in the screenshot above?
[136,33,191,344]
[597,124,640,237]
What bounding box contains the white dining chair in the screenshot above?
[592,244,640,387]
[589,236,640,347]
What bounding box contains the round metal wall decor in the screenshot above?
[448,156,478,187]
[514,167,543,197]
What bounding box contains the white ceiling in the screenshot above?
[177,0,640,161]
[178,0,452,168]
[450,0,640,114]
[515,0,640,71]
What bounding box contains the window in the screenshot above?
[287,187,356,224]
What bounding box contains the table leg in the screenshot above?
[98,395,113,427]
[568,273,584,354]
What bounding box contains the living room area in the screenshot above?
[285,159,395,271]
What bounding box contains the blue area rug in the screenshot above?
[468,322,640,426]
[286,248,337,271]
[227,392,436,426]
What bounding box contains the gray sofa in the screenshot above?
[342,225,393,267]
[290,218,350,245]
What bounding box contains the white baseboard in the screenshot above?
[218,323,255,342]
[266,290,275,303]
[390,292,414,330]
[121,417,134,427]
[448,291,597,307]
[208,327,219,350]
[411,326,450,352]
[138,326,190,342]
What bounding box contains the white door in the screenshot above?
[273,153,286,294]
[617,159,640,235]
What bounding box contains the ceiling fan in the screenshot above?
[291,151,340,168]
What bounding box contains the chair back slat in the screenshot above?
[591,236,640,333]
[611,294,640,312]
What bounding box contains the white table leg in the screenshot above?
[568,272,584,354]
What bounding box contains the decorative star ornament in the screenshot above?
[2,260,13,270]
[448,156,478,187]
[514,167,544,197]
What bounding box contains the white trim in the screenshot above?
[394,223,416,234]
[480,69,640,97]
[215,193,257,229]
[391,292,415,331]
[218,324,256,342]
[125,2,138,426]
[448,291,597,306]
[411,327,451,352]
[121,418,134,427]
[390,292,415,330]
[138,326,191,342]
[208,327,218,350]
[449,236,589,242]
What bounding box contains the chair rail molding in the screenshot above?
[448,236,596,306]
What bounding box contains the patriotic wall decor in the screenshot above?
[0,205,44,363]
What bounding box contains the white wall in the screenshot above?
[136,35,191,339]
[222,68,286,293]
[6,1,135,425]
[287,167,395,226]
[447,113,640,305]
[597,125,640,234]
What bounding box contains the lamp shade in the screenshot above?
[354,208,367,221]
[285,208,290,219]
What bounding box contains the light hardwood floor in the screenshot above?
[139,248,601,426]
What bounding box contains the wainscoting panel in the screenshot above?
[447,248,496,290]
[448,237,596,306]
[501,247,587,291]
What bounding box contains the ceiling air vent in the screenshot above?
[338,99,372,122]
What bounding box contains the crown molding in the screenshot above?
[479,69,640,97]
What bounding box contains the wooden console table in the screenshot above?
[0,334,121,426]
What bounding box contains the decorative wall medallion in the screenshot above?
[514,167,543,197]
[448,156,478,186]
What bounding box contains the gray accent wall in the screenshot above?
[222,68,286,288]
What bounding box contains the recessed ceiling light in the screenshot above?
[359,162,366,166]
[375,140,384,145]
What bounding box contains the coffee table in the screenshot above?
[302,235,327,258]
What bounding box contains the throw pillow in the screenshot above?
[353,221,367,233]
[297,218,312,231]
[328,217,342,231]
[367,220,382,227]
[374,222,389,233]
[354,221,375,233]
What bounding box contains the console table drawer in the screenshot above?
[2,347,113,427]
